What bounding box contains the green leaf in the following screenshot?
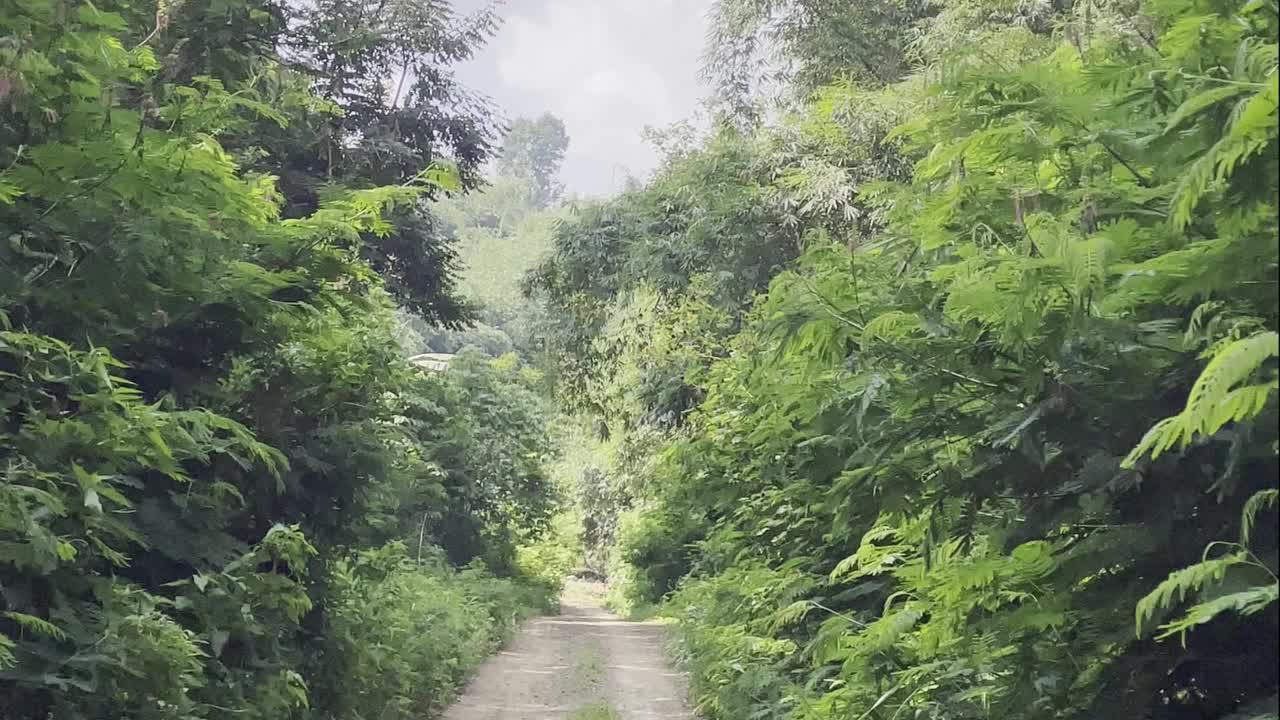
[1164,84,1252,132]
[1242,489,1279,545]
[1156,584,1278,643]
[1136,551,1247,636]
[1124,332,1278,466]
[420,165,462,192]
[4,612,67,641]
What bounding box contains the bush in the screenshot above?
[606,506,698,613]
[308,543,554,720]
[515,510,584,593]
[666,564,814,720]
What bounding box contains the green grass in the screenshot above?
[569,703,620,720]
[574,642,605,685]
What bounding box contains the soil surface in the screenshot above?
[442,580,695,720]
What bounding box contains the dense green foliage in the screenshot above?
[534,0,1280,717]
[3,0,1277,716]
[0,0,558,716]
[309,542,553,719]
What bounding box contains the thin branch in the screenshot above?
[38,113,146,220]
[390,56,411,111]
[1100,142,1152,188]
[1,143,24,173]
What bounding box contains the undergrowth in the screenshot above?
[310,543,555,719]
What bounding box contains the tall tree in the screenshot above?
[147,0,505,325]
[272,0,504,325]
[497,113,569,208]
[702,0,935,119]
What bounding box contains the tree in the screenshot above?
[498,113,569,208]
[702,0,935,119]
[284,0,502,194]
[151,0,504,325]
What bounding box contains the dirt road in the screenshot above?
[443,580,695,720]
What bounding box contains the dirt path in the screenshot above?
[443,580,695,720]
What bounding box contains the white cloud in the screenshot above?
[477,0,712,195]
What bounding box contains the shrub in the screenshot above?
[665,564,813,720]
[515,510,585,593]
[308,543,554,719]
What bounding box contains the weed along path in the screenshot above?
[443,580,695,720]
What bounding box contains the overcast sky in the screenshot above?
[453,0,714,197]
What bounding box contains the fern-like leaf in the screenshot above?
[1064,236,1112,294]
[4,612,67,641]
[770,600,814,630]
[862,311,922,341]
[1171,73,1279,227]
[1124,332,1278,466]
[1242,489,1279,545]
[1135,551,1246,636]
[1164,84,1253,132]
[1156,584,1278,644]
